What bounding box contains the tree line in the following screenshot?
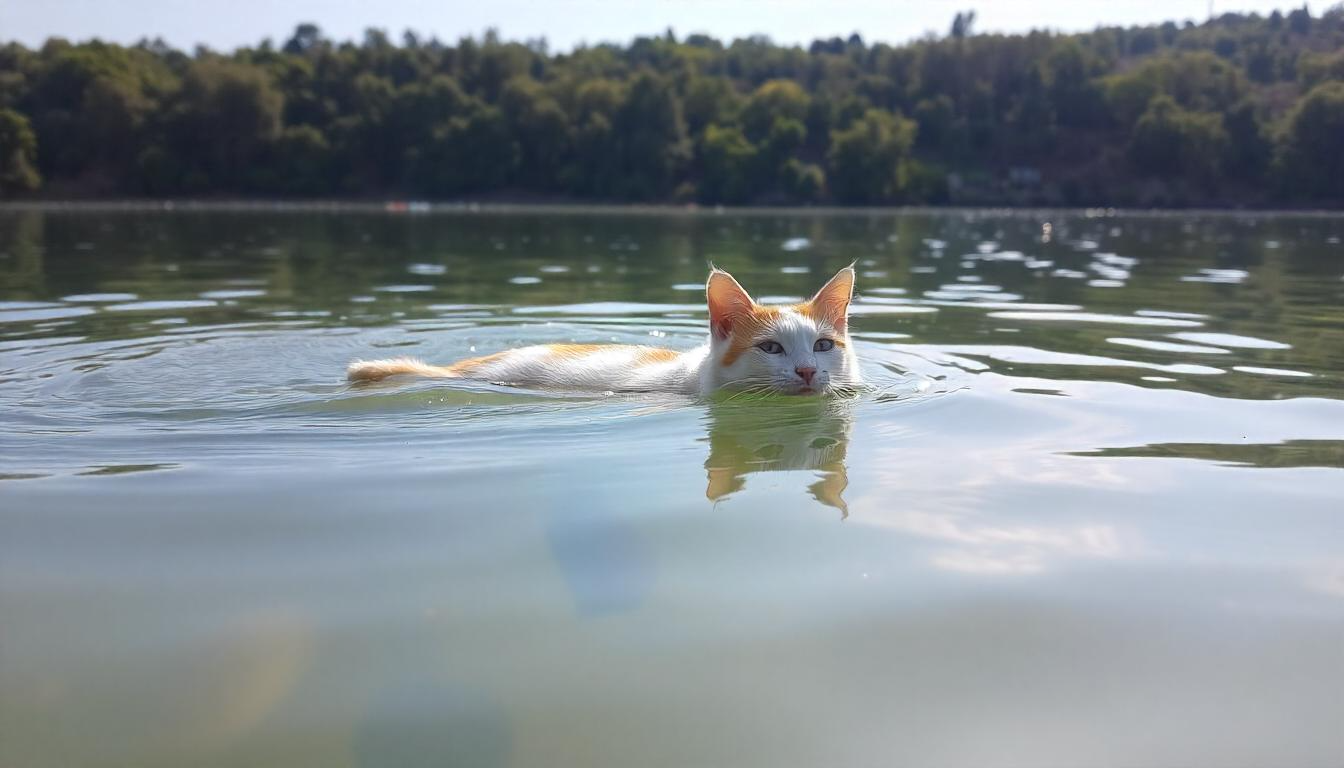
[2,6,1343,206]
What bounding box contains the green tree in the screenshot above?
[1127,95,1229,182]
[1042,40,1106,129]
[827,108,917,203]
[741,79,809,141]
[501,77,570,189]
[27,42,173,185]
[1105,51,1246,127]
[683,76,740,137]
[271,124,332,194]
[780,159,825,202]
[1276,81,1344,200]
[422,104,518,194]
[0,108,41,193]
[698,124,756,203]
[611,73,688,199]
[173,58,283,190]
[2,12,1341,204]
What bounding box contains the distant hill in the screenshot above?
[2,7,1343,207]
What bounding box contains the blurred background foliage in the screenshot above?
[1,6,1342,206]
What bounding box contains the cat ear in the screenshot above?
[706,268,755,340]
[806,265,855,334]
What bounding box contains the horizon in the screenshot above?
[2,1,1309,52]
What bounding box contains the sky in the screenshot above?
[2,0,1309,51]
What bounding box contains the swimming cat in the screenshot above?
[347,266,861,396]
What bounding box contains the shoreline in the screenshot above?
[2,199,1343,218]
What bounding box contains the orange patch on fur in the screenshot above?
[721,305,782,366]
[796,301,849,339]
[443,350,510,376]
[543,343,678,365]
[635,347,680,364]
[543,343,609,360]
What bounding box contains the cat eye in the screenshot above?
[756,341,785,354]
[814,339,835,352]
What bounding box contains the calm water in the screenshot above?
[2,207,1343,767]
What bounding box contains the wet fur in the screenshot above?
[347,266,861,397]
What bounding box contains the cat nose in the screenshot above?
[795,366,816,384]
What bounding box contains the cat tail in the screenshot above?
[346,357,460,383]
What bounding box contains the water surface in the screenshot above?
[2,208,1343,767]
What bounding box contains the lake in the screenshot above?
[2,206,1342,768]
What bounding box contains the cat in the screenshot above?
[347,265,862,397]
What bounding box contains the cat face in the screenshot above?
[706,266,860,396]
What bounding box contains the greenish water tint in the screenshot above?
[2,208,1343,767]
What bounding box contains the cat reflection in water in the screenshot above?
[704,397,853,517]
[348,266,862,397]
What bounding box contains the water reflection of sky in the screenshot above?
[2,208,1343,768]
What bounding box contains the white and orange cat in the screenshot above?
[347,266,861,396]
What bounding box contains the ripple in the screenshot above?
[200,289,267,299]
[427,303,497,313]
[1182,268,1248,284]
[1108,338,1230,354]
[0,307,98,323]
[374,285,435,292]
[907,343,1225,375]
[925,301,1082,312]
[1136,309,1210,320]
[780,266,811,274]
[939,284,1002,292]
[407,263,447,276]
[923,290,1024,302]
[105,300,218,312]
[852,331,912,340]
[1169,332,1290,350]
[62,293,139,302]
[848,304,940,316]
[1090,262,1130,281]
[514,302,705,315]
[78,463,179,476]
[1233,366,1312,378]
[1071,440,1343,469]
[781,238,812,251]
[1095,253,1138,268]
[508,277,543,285]
[987,311,1203,327]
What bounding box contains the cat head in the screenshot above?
[706,266,860,396]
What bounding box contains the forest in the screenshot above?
[1,6,1343,207]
